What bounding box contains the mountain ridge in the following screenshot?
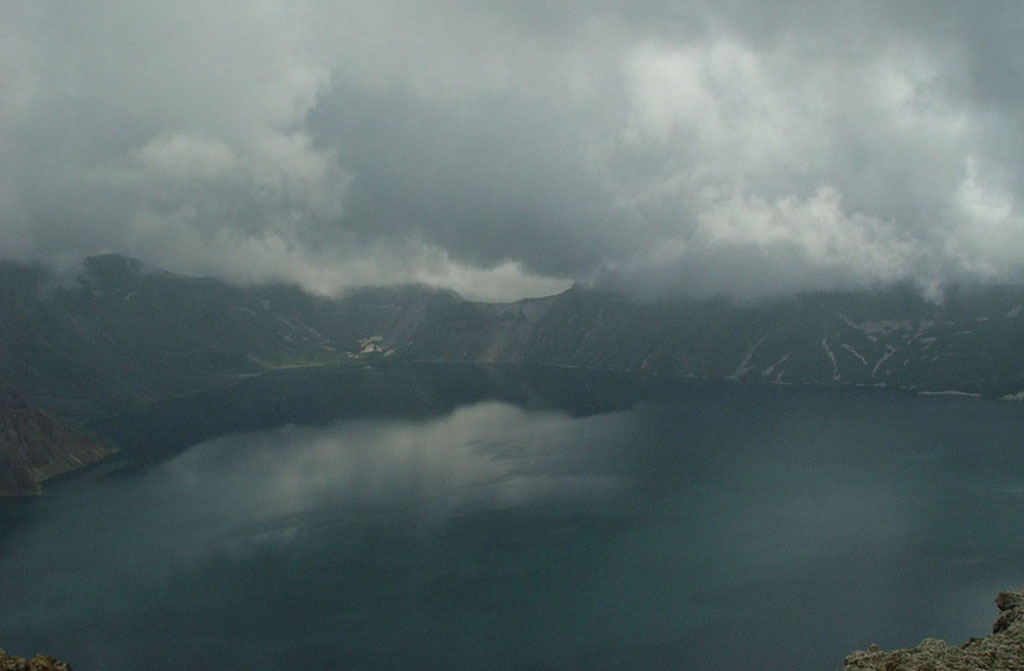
[4,255,1024,424]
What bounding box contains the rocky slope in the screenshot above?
[845,591,1024,670]
[0,648,70,670]
[0,386,113,496]
[0,255,354,418]
[421,282,1024,398]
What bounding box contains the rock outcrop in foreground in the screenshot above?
[845,591,1024,670]
[0,648,70,670]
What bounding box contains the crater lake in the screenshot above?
[1,364,1023,670]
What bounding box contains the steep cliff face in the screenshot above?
[0,387,113,496]
[845,591,1024,670]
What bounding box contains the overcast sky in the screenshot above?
[3,1,1024,301]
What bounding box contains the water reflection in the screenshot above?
[2,376,1024,670]
[157,402,628,551]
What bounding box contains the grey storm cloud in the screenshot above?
[3,0,1024,301]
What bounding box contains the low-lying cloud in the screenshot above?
[3,1,1024,301]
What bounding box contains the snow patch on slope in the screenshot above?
[841,344,868,366]
[359,335,384,354]
[821,337,840,381]
[761,353,791,379]
[729,335,766,379]
[872,345,897,377]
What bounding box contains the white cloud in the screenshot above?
[949,156,1024,278]
[695,186,914,283]
[622,39,830,188]
[3,1,1024,300]
[134,133,238,180]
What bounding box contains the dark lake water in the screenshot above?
[2,364,1023,670]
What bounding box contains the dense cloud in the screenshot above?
[3,1,1024,300]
